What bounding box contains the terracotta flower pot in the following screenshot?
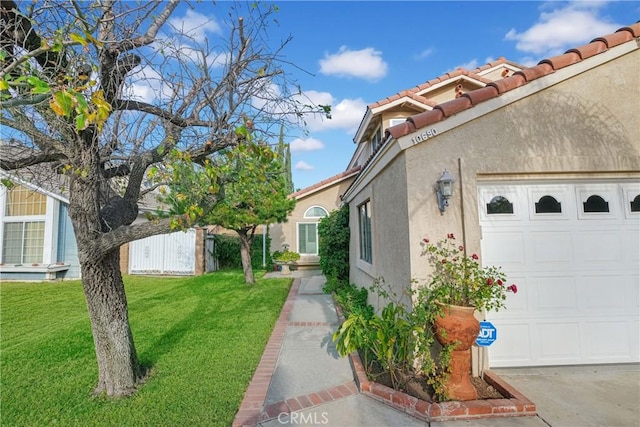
[433,302,480,401]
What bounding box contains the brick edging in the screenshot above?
[337,294,537,422]
[350,347,536,422]
[233,279,301,427]
[233,281,361,427]
[261,381,358,423]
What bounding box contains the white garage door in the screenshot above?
[478,181,640,367]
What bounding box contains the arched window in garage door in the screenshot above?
[486,196,514,214]
[583,195,610,213]
[535,195,562,213]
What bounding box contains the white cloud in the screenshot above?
[169,9,222,43]
[290,137,325,152]
[319,46,388,81]
[298,90,367,133]
[294,161,314,171]
[124,66,165,103]
[449,59,480,72]
[505,2,622,57]
[414,47,435,61]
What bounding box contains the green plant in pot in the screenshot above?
[419,233,517,401]
[273,248,300,275]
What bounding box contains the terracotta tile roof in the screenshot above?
[368,57,521,111]
[290,166,361,199]
[385,22,640,141]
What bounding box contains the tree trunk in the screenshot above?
[81,249,145,396]
[238,231,255,285]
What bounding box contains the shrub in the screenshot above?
[272,249,300,263]
[213,233,271,269]
[332,277,454,400]
[318,205,349,287]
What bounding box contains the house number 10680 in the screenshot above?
[411,128,438,144]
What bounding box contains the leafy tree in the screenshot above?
[0,0,327,397]
[162,128,295,285]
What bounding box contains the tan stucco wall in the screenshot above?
[347,46,640,307]
[349,155,413,309]
[271,177,355,266]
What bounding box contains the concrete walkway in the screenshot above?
[233,272,640,427]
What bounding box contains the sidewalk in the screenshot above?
[233,272,425,426]
[233,272,547,427]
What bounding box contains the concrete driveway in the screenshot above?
[491,364,640,427]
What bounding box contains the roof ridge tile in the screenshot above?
[383,23,637,142]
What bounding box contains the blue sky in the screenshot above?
[166,1,639,191]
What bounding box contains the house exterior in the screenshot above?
[1,170,216,280]
[341,23,640,370]
[0,173,80,280]
[270,167,360,269]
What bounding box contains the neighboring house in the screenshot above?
[341,23,639,371]
[270,167,360,269]
[0,168,216,280]
[0,172,80,280]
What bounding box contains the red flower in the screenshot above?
[486,278,494,286]
[423,238,430,243]
[497,279,504,286]
[471,253,479,260]
[458,245,464,251]
[447,233,455,239]
[441,259,447,264]
[508,284,518,294]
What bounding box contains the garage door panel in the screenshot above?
[535,275,578,312]
[575,231,623,264]
[488,323,532,366]
[482,230,526,266]
[532,231,573,264]
[582,274,627,312]
[502,277,528,315]
[631,275,640,310]
[539,322,581,362]
[480,181,639,368]
[622,230,640,262]
[584,320,632,360]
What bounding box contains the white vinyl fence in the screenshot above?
[129,230,196,275]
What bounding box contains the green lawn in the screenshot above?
[0,270,291,426]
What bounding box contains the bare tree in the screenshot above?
[0,0,326,397]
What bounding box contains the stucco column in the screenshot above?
[194,228,205,276]
[119,243,129,275]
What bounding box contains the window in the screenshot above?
[2,185,46,264]
[296,206,328,256]
[298,223,318,255]
[535,195,562,213]
[389,118,406,127]
[358,201,372,263]
[371,127,383,152]
[304,206,328,218]
[486,196,514,214]
[3,222,45,263]
[583,195,609,213]
[630,195,640,212]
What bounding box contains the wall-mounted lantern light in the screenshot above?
[436,169,455,214]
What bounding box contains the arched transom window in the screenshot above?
[304,206,329,218]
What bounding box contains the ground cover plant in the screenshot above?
[0,271,291,426]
